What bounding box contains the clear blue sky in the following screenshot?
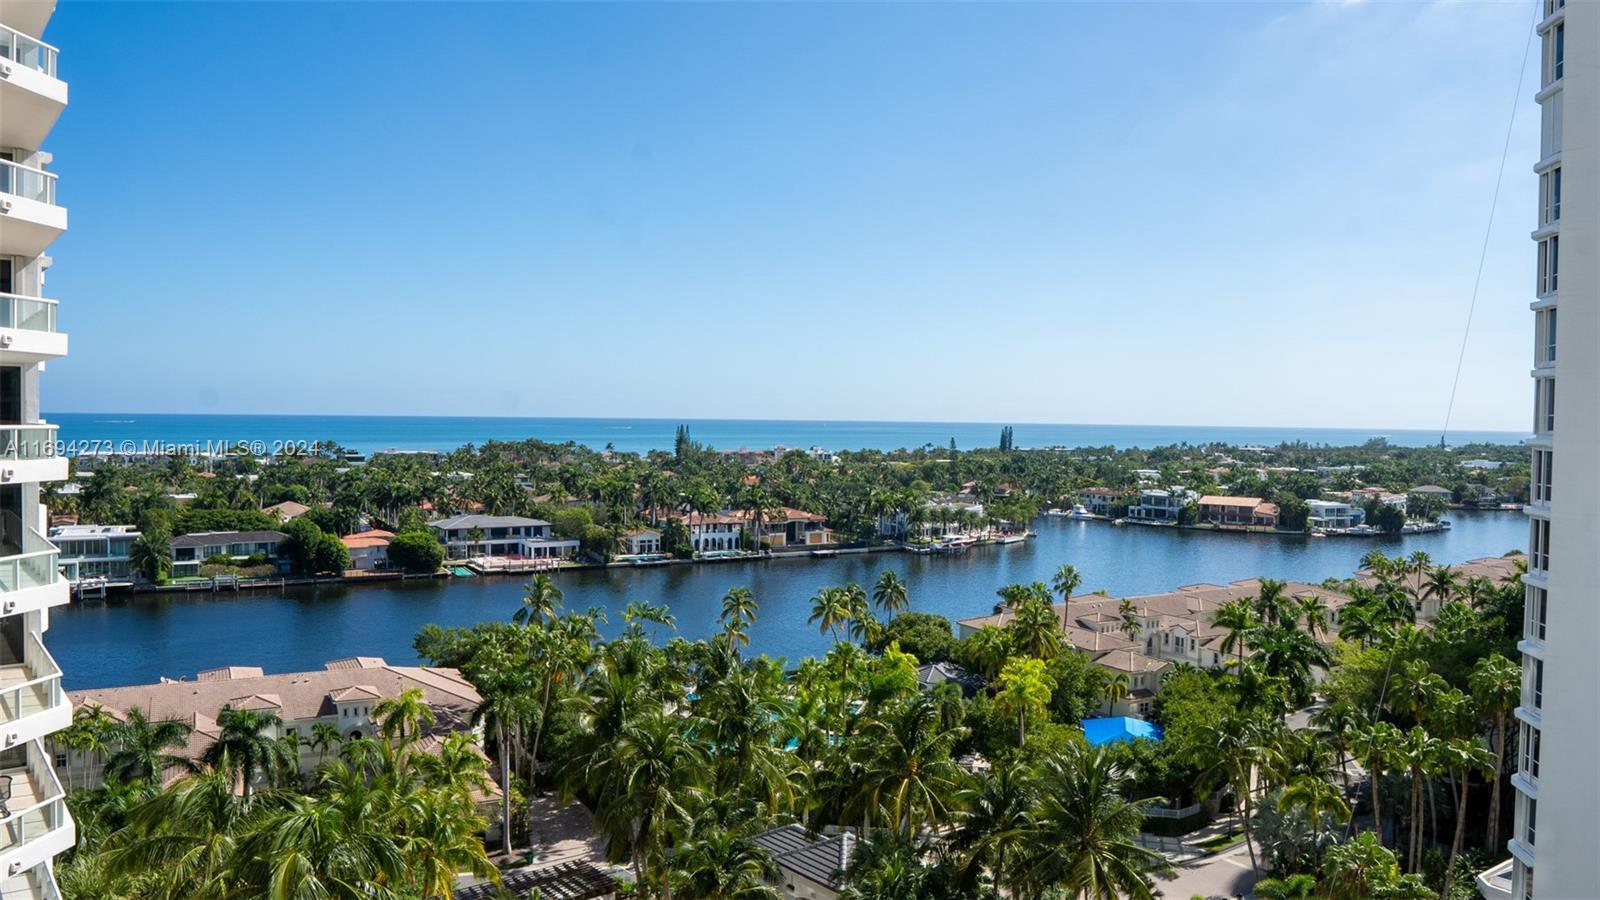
[42,1,1536,430]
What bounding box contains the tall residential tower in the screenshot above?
[1483,1,1600,898]
[0,0,75,896]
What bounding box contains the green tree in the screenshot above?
[386,529,445,573]
[103,708,197,786]
[994,656,1055,747]
[201,706,295,797]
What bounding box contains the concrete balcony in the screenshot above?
[0,634,64,751]
[0,427,63,486]
[0,523,65,619]
[0,862,60,900]
[0,297,61,363]
[1474,858,1513,900]
[0,742,72,880]
[0,24,64,151]
[0,161,63,259]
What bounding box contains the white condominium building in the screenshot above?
[0,0,74,896]
[1483,2,1600,898]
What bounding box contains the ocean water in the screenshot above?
[44,412,1523,456]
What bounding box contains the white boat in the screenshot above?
[1065,504,1097,520]
[994,532,1028,545]
[1045,508,1070,517]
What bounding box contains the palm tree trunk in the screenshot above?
[499,721,514,858]
[1241,779,1259,875]
[530,675,554,795]
[1444,773,1470,900]
[1487,712,1506,851]
[1409,769,1423,873]
[1370,761,1383,846]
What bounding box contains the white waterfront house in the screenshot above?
[620,528,662,556]
[168,530,288,577]
[427,514,579,560]
[50,524,139,582]
[1127,488,1188,524]
[1479,4,1597,899]
[0,1,76,891]
[1306,499,1361,531]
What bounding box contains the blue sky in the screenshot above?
[42,1,1536,430]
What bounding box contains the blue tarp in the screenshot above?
[1081,716,1163,746]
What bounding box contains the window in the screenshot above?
[1532,449,1553,503]
[1537,308,1557,365]
[1538,236,1559,295]
[1526,655,1544,711]
[1535,378,1556,434]
[54,752,66,768]
[1530,518,1551,572]
[1527,585,1548,641]
[1541,166,1562,224]
[1521,722,1541,780]
[1543,22,1565,85]
[1525,796,1537,847]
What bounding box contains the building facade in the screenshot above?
[0,0,74,893]
[1491,2,1600,898]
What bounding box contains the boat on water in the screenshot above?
[1044,508,1070,517]
[932,534,976,554]
[1065,504,1097,520]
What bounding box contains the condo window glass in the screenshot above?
[1532,449,1553,503]
[1521,722,1541,779]
[1538,236,1559,294]
[1528,586,1547,641]
[1541,167,1562,224]
[1530,518,1551,572]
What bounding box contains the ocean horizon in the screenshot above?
[43,412,1524,456]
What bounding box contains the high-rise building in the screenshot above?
[0,0,75,895]
[1482,2,1597,898]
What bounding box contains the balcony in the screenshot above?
[0,861,61,900]
[0,743,72,878]
[0,428,62,486]
[0,520,64,618]
[0,634,64,750]
[1474,858,1513,900]
[0,297,62,362]
[0,160,64,259]
[0,24,65,150]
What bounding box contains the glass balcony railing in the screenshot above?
[0,634,62,728]
[0,160,56,206]
[0,295,56,334]
[0,426,57,462]
[0,24,57,79]
[0,513,59,594]
[0,742,68,862]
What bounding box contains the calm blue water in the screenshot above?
[45,412,1521,456]
[49,510,1527,690]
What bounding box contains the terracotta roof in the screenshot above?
[1198,495,1263,508]
[264,500,311,520]
[197,666,266,682]
[341,530,394,550]
[1092,649,1170,674]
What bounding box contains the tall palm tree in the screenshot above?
[513,573,564,626]
[853,693,965,837]
[719,587,759,656]
[59,703,115,790]
[1052,563,1083,603]
[1395,726,1440,872]
[953,764,1037,895]
[103,707,197,786]
[1008,596,1063,661]
[871,570,910,617]
[615,711,709,899]
[1117,598,1143,641]
[1187,712,1279,875]
[201,706,295,797]
[1350,720,1402,847]
[809,586,851,644]
[373,686,436,743]
[1015,743,1173,899]
[1471,653,1522,851]
[1437,736,1496,898]
[1213,598,1259,669]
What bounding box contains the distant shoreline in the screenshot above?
[43,411,1526,456]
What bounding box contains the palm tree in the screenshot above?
[719,587,758,655]
[102,768,249,897]
[309,721,342,766]
[1395,726,1440,872]
[1051,563,1083,602]
[670,826,782,900]
[853,694,965,837]
[513,572,563,626]
[1213,597,1259,669]
[1437,736,1496,898]
[809,586,851,644]
[127,531,171,583]
[373,686,437,743]
[614,711,709,899]
[1253,873,1319,900]
[465,638,534,858]
[995,656,1054,747]
[103,707,197,785]
[1008,596,1063,660]
[201,705,295,797]
[871,570,909,617]
[1471,653,1522,851]
[1188,713,1278,875]
[1015,742,1173,899]
[953,764,1036,895]
[1422,564,1460,610]
[59,703,115,789]
[1278,773,1350,826]
[1350,720,1402,847]
[1117,598,1143,641]
[1297,594,1330,641]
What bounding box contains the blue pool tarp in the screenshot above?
[1081,716,1163,747]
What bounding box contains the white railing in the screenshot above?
[0,744,67,858]
[0,160,55,206]
[1143,801,1204,819]
[0,514,59,594]
[0,295,55,334]
[0,23,57,79]
[0,633,61,726]
[0,425,56,462]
